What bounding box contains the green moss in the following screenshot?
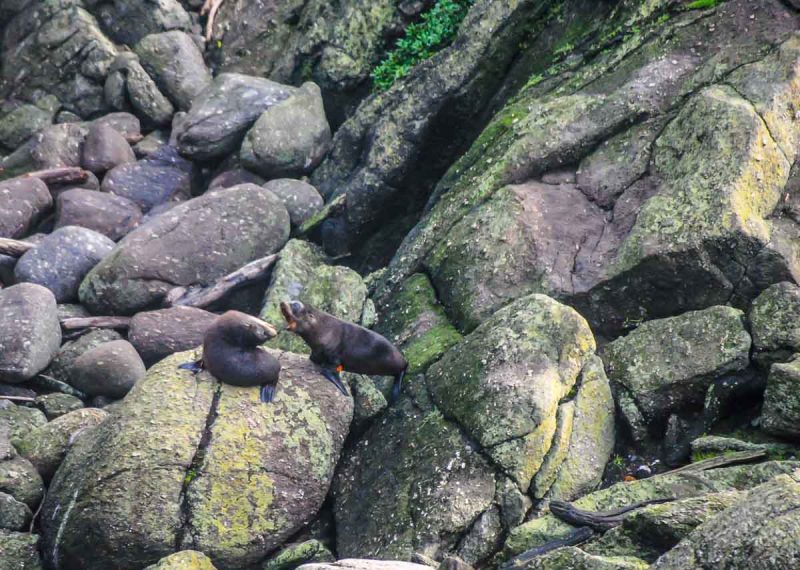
[685,0,723,9]
[372,0,474,91]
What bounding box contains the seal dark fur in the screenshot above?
[179,310,282,403]
[280,301,407,402]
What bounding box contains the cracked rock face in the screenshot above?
[41,349,354,570]
[79,183,290,315]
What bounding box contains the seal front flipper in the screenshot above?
[260,384,276,404]
[321,367,349,396]
[178,358,205,374]
[390,369,406,404]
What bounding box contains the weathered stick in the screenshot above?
[60,316,132,330]
[0,237,35,257]
[21,167,90,186]
[663,449,767,475]
[201,0,226,42]
[0,395,36,403]
[164,253,279,309]
[549,497,675,531]
[31,375,89,400]
[499,527,594,569]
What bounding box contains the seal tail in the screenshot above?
[390,368,406,404]
[260,383,276,404]
[178,359,204,374]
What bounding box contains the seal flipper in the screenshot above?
[260,384,275,404]
[178,359,204,374]
[321,368,349,396]
[390,369,405,404]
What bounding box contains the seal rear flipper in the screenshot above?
[178,359,204,374]
[390,369,405,404]
[321,368,349,396]
[260,383,276,404]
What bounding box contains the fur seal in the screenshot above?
[280,301,407,402]
[179,310,282,403]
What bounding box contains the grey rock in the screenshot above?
[0,530,42,569]
[15,226,115,303]
[86,0,192,45]
[0,284,61,384]
[0,455,44,509]
[34,394,85,421]
[101,158,191,212]
[81,122,136,175]
[241,82,332,178]
[0,104,54,153]
[263,179,324,227]
[133,130,170,158]
[128,307,217,367]
[55,188,142,241]
[0,177,52,239]
[45,328,123,385]
[750,282,800,367]
[69,340,146,399]
[0,405,47,447]
[0,492,32,531]
[175,73,294,160]
[207,168,265,191]
[298,563,431,570]
[762,356,800,439]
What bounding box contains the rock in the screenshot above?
[690,436,768,458]
[241,82,332,178]
[87,0,192,45]
[438,557,474,570]
[16,408,108,482]
[136,31,212,111]
[207,169,266,192]
[101,156,191,212]
[518,547,648,570]
[762,356,800,440]
[33,394,85,421]
[175,73,295,160]
[0,492,32,531]
[128,307,217,367]
[0,284,61,384]
[456,508,501,565]
[134,130,170,157]
[45,328,123,385]
[15,226,115,303]
[82,183,290,315]
[334,400,496,560]
[29,122,87,170]
[108,53,176,127]
[263,540,335,570]
[81,122,136,175]
[374,273,462,376]
[602,307,750,436]
[0,234,46,286]
[298,562,432,570]
[55,188,143,241]
[263,179,324,228]
[144,551,218,570]
[749,282,800,367]
[260,239,368,355]
[0,104,53,153]
[0,405,47,448]
[91,113,143,142]
[0,531,42,569]
[69,340,146,399]
[0,177,52,239]
[0,456,44,509]
[42,349,354,570]
[652,473,800,569]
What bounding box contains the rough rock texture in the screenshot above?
[260,239,369,355]
[0,101,54,153]
[761,357,800,439]
[0,177,52,239]
[750,282,800,367]
[42,349,354,570]
[264,540,335,570]
[144,550,218,570]
[373,1,800,338]
[15,226,116,303]
[101,154,192,212]
[105,52,176,127]
[80,184,290,315]
[0,455,44,509]
[521,548,647,570]
[0,531,42,570]
[69,340,146,399]
[263,179,324,228]
[0,492,32,531]
[55,188,143,241]
[652,472,800,569]
[175,74,295,160]
[298,562,432,570]
[0,404,47,447]
[135,31,212,111]
[85,0,192,45]
[602,307,751,435]
[128,307,218,367]
[241,82,332,178]
[34,393,85,421]
[45,328,122,385]
[0,284,61,384]
[81,122,136,175]
[16,408,108,482]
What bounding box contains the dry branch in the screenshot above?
[60,316,132,330]
[21,167,90,186]
[0,238,35,257]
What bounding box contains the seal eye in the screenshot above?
[290,301,304,315]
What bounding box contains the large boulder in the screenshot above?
[105,52,176,127]
[101,154,192,212]
[602,306,751,439]
[144,551,218,570]
[749,282,800,367]
[240,82,332,178]
[0,177,52,239]
[81,122,136,175]
[0,492,32,532]
[0,455,44,509]
[262,179,324,228]
[42,349,354,570]
[15,226,115,303]
[44,328,122,385]
[0,102,54,153]
[175,74,296,160]
[0,284,61,384]
[761,357,800,440]
[85,0,192,45]
[0,531,42,570]
[128,307,218,367]
[135,31,212,111]
[68,340,146,399]
[80,183,290,315]
[55,188,143,241]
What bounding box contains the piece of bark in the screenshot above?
[0,238,35,257]
[60,316,132,330]
[22,167,90,186]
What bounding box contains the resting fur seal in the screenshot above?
[179,310,282,403]
[280,301,407,402]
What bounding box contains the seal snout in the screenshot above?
[280,301,303,331]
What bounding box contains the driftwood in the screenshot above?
[30,375,88,400]
[164,253,279,309]
[201,0,225,41]
[662,449,768,475]
[499,527,594,569]
[60,317,132,331]
[0,237,35,257]
[549,497,675,531]
[0,395,36,403]
[21,167,90,186]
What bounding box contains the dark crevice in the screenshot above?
[174,382,222,551]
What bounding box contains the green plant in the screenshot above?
[685,0,723,10]
[372,0,474,91]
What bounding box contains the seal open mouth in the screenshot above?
[280,301,299,331]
